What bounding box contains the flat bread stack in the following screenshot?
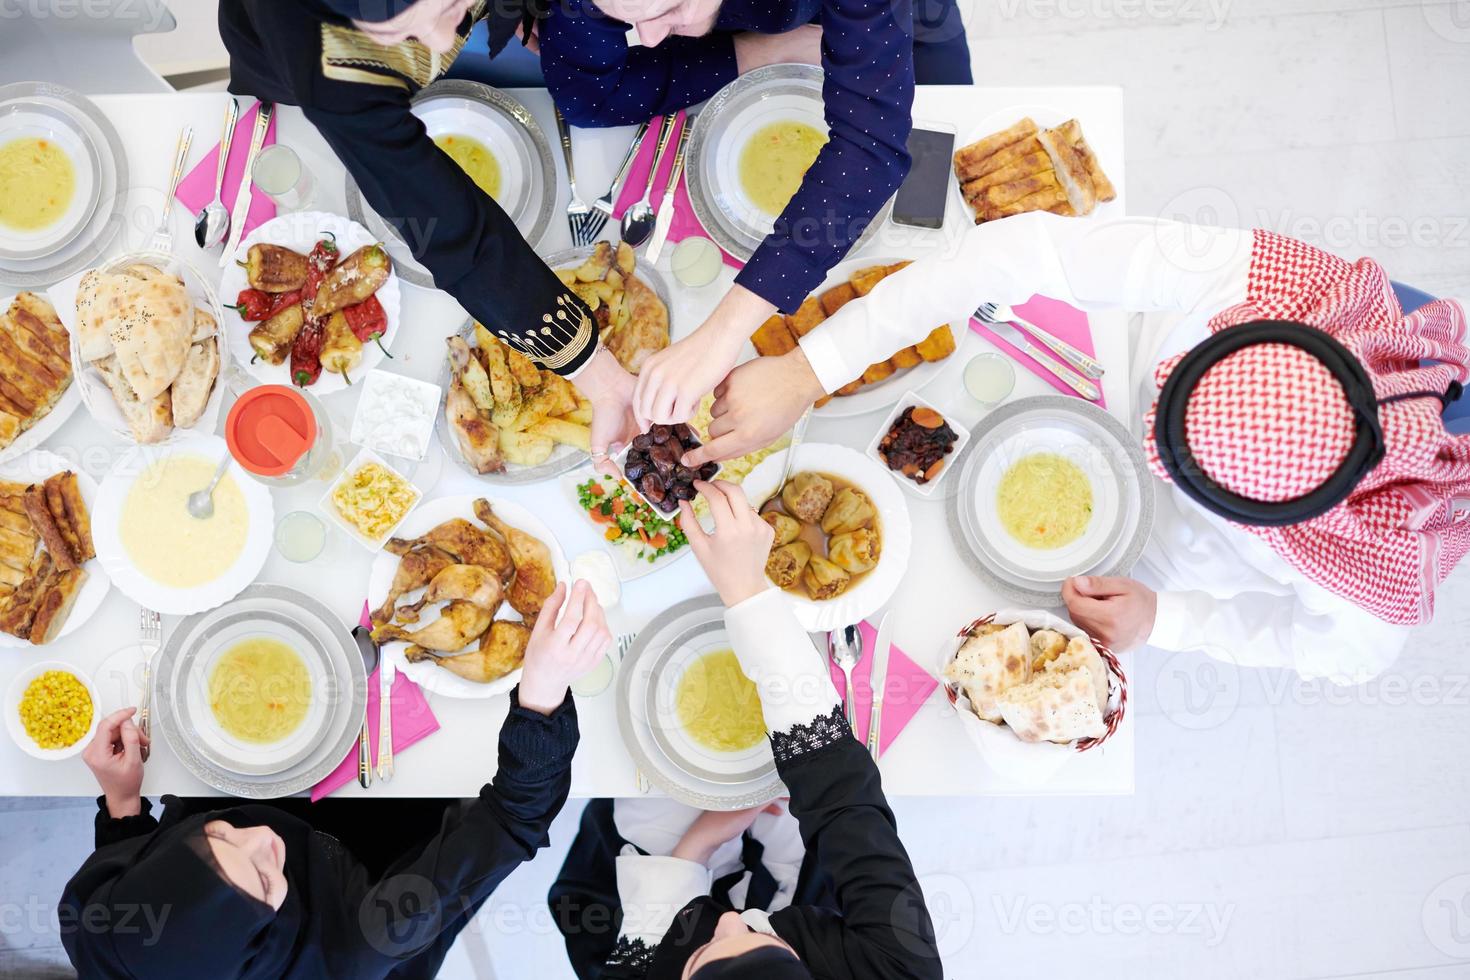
[76,262,220,443]
[0,471,93,645]
[0,293,73,452]
[944,620,1109,743]
[953,117,1116,224]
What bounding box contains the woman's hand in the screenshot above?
[518,580,613,714]
[1062,576,1158,652]
[678,480,775,607]
[633,286,775,429]
[682,347,825,468]
[672,802,785,866]
[734,25,822,73]
[82,707,149,818]
[575,347,640,479]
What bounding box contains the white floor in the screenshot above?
[4,1,1470,977]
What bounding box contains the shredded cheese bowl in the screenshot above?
[6,663,99,759]
[320,450,422,550]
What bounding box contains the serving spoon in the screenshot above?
[827,624,865,738]
[194,97,239,250]
[620,114,678,248]
[187,455,234,520]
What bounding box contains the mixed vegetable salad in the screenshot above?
[576,477,688,564]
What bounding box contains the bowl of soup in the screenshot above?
[0,110,99,259]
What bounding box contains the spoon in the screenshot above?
[351,626,379,790]
[827,624,865,738]
[186,455,233,520]
[194,97,239,250]
[620,114,678,248]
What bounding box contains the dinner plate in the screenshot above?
[617,594,786,810]
[558,466,693,581]
[685,65,893,262]
[740,442,912,632]
[221,212,402,396]
[799,255,973,419]
[152,584,366,799]
[367,494,570,699]
[946,396,1154,606]
[0,294,81,465]
[953,104,1124,228]
[0,106,101,261]
[0,450,109,648]
[345,80,555,289]
[92,434,275,615]
[57,249,230,445]
[0,83,128,289]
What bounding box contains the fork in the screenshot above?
[137,608,162,761]
[554,107,594,246]
[148,125,194,255]
[585,120,649,245]
[974,301,1105,380]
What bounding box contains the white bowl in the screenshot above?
[5,660,101,760]
[0,111,99,259]
[865,391,972,499]
[318,447,423,552]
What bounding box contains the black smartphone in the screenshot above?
[892,124,956,230]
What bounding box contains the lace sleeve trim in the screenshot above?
[769,703,851,764]
[607,935,655,974]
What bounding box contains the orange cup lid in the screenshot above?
[226,385,318,477]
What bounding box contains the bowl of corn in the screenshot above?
[5,661,99,760]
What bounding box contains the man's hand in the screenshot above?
[734,25,822,74]
[1062,576,1158,652]
[575,347,640,478]
[518,581,613,714]
[82,707,149,818]
[678,480,775,607]
[633,285,775,429]
[682,347,825,468]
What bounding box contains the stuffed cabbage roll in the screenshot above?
[802,555,851,600]
[766,541,813,588]
[782,472,833,523]
[820,487,876,534]
[828,527,881,573]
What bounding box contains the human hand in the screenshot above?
[633,285,774,429]
[734,24,822,73]
[518,580,613,714]
[1062,576,1158,652]
[678,480,775,607]
[672,801,785,866]
[682,347,824,468]
[576,347,640,479]
[82,707,149,818]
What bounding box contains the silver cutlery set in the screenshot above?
[827,611,893,762]
[973,301,1105,400]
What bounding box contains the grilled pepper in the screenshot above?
[248,302,306,365]
[241,243,309,293]
[342,294,392,357]
[320,311,362,384]
[313,243,391,317]
[290,319,326,388]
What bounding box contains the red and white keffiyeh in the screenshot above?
[1144,229,1470,624]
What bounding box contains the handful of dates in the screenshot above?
[623,423,720,513]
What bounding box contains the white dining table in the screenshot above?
[0,83,1135,799]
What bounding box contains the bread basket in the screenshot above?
[940,608,1128,784]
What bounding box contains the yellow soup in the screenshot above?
[996,452,1094,550]
[0,136,76,232]
[435,134,502,201]
[209,637,312,744]
[676,649,766,753]
[739,120,826,217]
[120,454,249,589]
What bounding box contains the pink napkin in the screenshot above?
[310,603,440,801]
[174,101,278,243]
[825,619,939,758]
[613,111,744,271]
[968,295,1106,407]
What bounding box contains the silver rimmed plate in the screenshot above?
[0,99,102,261]
[946,396,1155,606]
[0,83,126,288]
[345,80,555,289]
[152,584,366,798]
[618,594,786,811]
[685,64,892,262]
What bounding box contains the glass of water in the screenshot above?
[252,145,317,211]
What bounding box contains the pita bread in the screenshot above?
[169,338,219,430]
[1046,635,1110,713]
[996,666,1105,744]
[943,621,1031,723]
[77,266,194,400]
[1029,629,1067,671]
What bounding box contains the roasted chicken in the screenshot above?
[398,564,503,621]
[403,620,530,683]
[474,499,555,619]
[386,518,512,582]
[445,374,502,474]
[373,599,492,652]
[371,545,456,626]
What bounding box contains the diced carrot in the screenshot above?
[588,482,605,496]
[637,528,652,546]
[604,527,622,541]
[649,534,667,549]
[611,498,626,515]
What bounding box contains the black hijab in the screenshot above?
[650,897,813,980]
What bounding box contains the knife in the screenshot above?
[865,611,894,761]
[219,101,273,268]
[377,654,395,782]
[645,117,691,264]
[984,320,1101,401]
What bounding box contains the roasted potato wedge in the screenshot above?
[526,417,591,451]
[498,429,555,466]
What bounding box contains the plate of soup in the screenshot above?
[0,111,99,260]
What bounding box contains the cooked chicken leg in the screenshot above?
[398,563,504,620]
[371,545,456,626]
[386,518,513,581]
[373,600,492,652]
[474,499,556,619]
[403,620,531,683]
[446,375,502,474]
